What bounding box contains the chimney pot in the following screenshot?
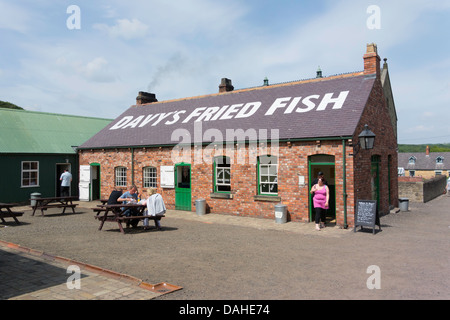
[136,91,158,105]
[363,43,381,78]
[219,78,234,93]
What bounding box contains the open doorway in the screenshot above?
[56,163,71,197]
[90,163,101,200]
[308,155,336,226]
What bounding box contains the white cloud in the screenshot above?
[79,57,116,83]
[0,1,31,33]
[93,18,149,40]
[2,0,450,143]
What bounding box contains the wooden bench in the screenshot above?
[35,204,78,215]
[93,206,106,214]
[0,203,24,225]
[94,213,164,223]
[93,203,164,233]
[118,214,165,222]
[30,196,79,216]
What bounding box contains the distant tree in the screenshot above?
[399,144,450,153]
[431,146,450,152]
[0,100,23,110]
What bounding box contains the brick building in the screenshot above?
[398,146,450,179]
[78,43,398,228]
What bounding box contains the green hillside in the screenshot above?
[0,100,23,110]
[398,144,450,153]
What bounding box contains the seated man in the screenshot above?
[117,185,140,227]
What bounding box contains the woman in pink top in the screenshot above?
[310,177,329,231]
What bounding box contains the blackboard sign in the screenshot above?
[354,200,381,234]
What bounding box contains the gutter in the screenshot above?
[342,138,348,228]
[131,147,135,185]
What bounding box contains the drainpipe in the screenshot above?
[131,147,135,185]
[342,139,348,228]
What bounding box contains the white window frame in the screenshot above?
[214,156,231,193]
[215,166,231,192]
[21,161,39,187]
[258,156,278,195]
[115,166,127,187]
[143,166,157,188]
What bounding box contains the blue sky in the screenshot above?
[1,0,449,144]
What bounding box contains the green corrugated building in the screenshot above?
[0,108,111,203]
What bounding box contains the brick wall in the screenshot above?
[79,139,359,227]
[399,175,446,202]
[352,77,398,216]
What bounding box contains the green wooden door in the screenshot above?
[371,155,381,209]
[175,163,191,211]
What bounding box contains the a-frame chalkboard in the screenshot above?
[354,200,381,235]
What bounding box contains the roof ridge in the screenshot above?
[0,107,113,121]
[133,71,365,107]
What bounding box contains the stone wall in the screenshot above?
[398,175,446,202]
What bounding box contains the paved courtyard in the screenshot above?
[1,195,449,302]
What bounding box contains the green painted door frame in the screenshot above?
[308,157,336,222]
[175,163,191,211]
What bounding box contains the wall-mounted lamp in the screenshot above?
[353,124,375,155]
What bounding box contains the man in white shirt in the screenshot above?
[60,169,72,197]
[447,176,450,196]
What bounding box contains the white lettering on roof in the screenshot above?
[264,91,349,115]
[108,91,349,131]
[110,116,133,130]
[317,91,349,111]
[165,110,186,125]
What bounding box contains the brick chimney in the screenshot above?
[363,43,381,78]
[426,145,430,156]
[136,91,158,105]
[219,78,234,93]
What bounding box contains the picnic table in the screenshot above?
[30,196,79,216]
[0,203,24,225]
[93,203,164,234]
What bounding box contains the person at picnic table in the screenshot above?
[107,187,123,205]
[117,185,139,217]
[141,188,166,231]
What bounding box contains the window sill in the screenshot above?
[210,193,233,199]
[253,195,281,202]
